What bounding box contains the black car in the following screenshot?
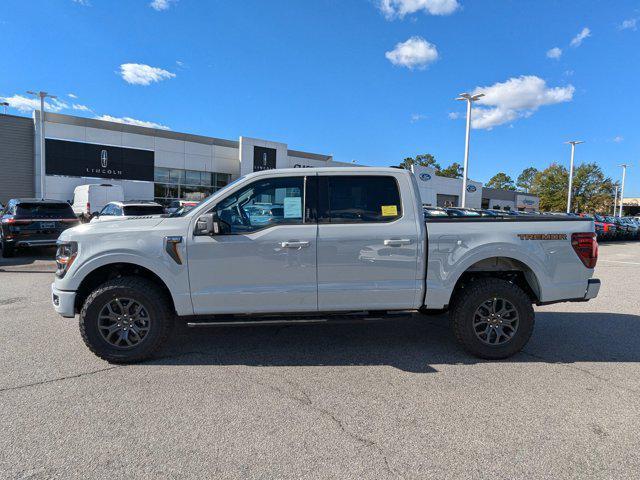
[0,199,79,258]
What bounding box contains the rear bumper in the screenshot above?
[51,283,76,318]
[584,278,600,300]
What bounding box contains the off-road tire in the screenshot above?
[79,277,175,363]
[449,278,534,359]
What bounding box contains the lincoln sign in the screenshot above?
[45,139,155,181]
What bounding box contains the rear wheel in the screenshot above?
[450,278,534,359]
[79,277,174,363]
[1,239,14,258]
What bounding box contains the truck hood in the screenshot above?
[59,216,167,242]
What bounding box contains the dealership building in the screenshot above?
[0,111,348,206]
[0,111,539,211]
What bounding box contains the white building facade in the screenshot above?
[411,165,483,208]
[30,112,347,205]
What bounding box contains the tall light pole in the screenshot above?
[27,91,56,199]
[456,92,484,207]
[1,102,8,114]
[565,140,584,213]
[618,164,629,217]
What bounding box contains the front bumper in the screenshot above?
[51,283,76,318]
[584,278,600,300]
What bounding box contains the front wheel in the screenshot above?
[449,278,535,359]
[79,277,175,363]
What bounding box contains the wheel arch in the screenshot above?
[450,256,542,305]
[74,262,176,315]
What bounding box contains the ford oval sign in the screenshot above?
[419,173,431,181]
[466,184,477,193]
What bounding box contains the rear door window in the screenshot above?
[318,176,402,223]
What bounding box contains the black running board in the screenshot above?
[186,311,414,328]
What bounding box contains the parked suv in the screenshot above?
[1,199,79,257]
[91,201,165,223]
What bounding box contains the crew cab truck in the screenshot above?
[51,168,600,363]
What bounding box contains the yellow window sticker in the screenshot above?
[381,205,398,217]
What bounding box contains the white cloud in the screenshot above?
[72,0,91,5]
[546,47,562,59]
[448,111,461,120]
[570,27,591,47]
[0,94,69,113]
[619,18,638,31]
[410,113,427,123]
[72,103,91,112]
[613,135,624,143]
[467,75,574,129]
[378,0,459,19]
[385,36,438,70]
[67,93,78,99]
[150,0,176,11]
[95,114,170,130]
[119,63,176,85]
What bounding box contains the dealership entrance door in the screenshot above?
[437,194,459,207]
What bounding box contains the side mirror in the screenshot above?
[194,212,220,236]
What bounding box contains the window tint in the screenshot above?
[319,176,402,223]
[213,176,304,234]
[16,202,75,218]
[123,205,165,216]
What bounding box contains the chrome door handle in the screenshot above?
[281,241,310,248]
[383,238,412,246]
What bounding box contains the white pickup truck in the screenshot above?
[51,167,600,363]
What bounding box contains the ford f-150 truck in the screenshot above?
[51,167,600,363]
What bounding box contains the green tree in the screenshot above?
[572,163,616,213]
[485,172,516,190]
[398,153,441,172]
[516,167,538,193]
[530,163,569,212]
[530,162,616,213]
[439,162,463,178]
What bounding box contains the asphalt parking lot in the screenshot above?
[1,242,639,479]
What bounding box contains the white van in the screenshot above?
[71,184,124,221]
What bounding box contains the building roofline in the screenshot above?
[43,112,240,148]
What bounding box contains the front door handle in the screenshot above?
[281,241,310,248]
[383,238,412,246]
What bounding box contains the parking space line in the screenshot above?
[598,260,640,266]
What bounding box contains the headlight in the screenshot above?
[55,241,78,278]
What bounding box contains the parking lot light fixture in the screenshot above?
[618,164,630,217]
[1,102,8,114]
[27,91,56,199]
[456,92,484,208]
[564,140,584,213]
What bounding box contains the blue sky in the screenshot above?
[1,0,638,195]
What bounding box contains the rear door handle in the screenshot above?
[281,241,310,248]
[383,239,412,246]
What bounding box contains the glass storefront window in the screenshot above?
[154,167,170,183]
[185,170,201,186]
[153,167,231,206]
[169,169,185,184]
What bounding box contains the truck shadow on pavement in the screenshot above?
[154,311,640,373]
